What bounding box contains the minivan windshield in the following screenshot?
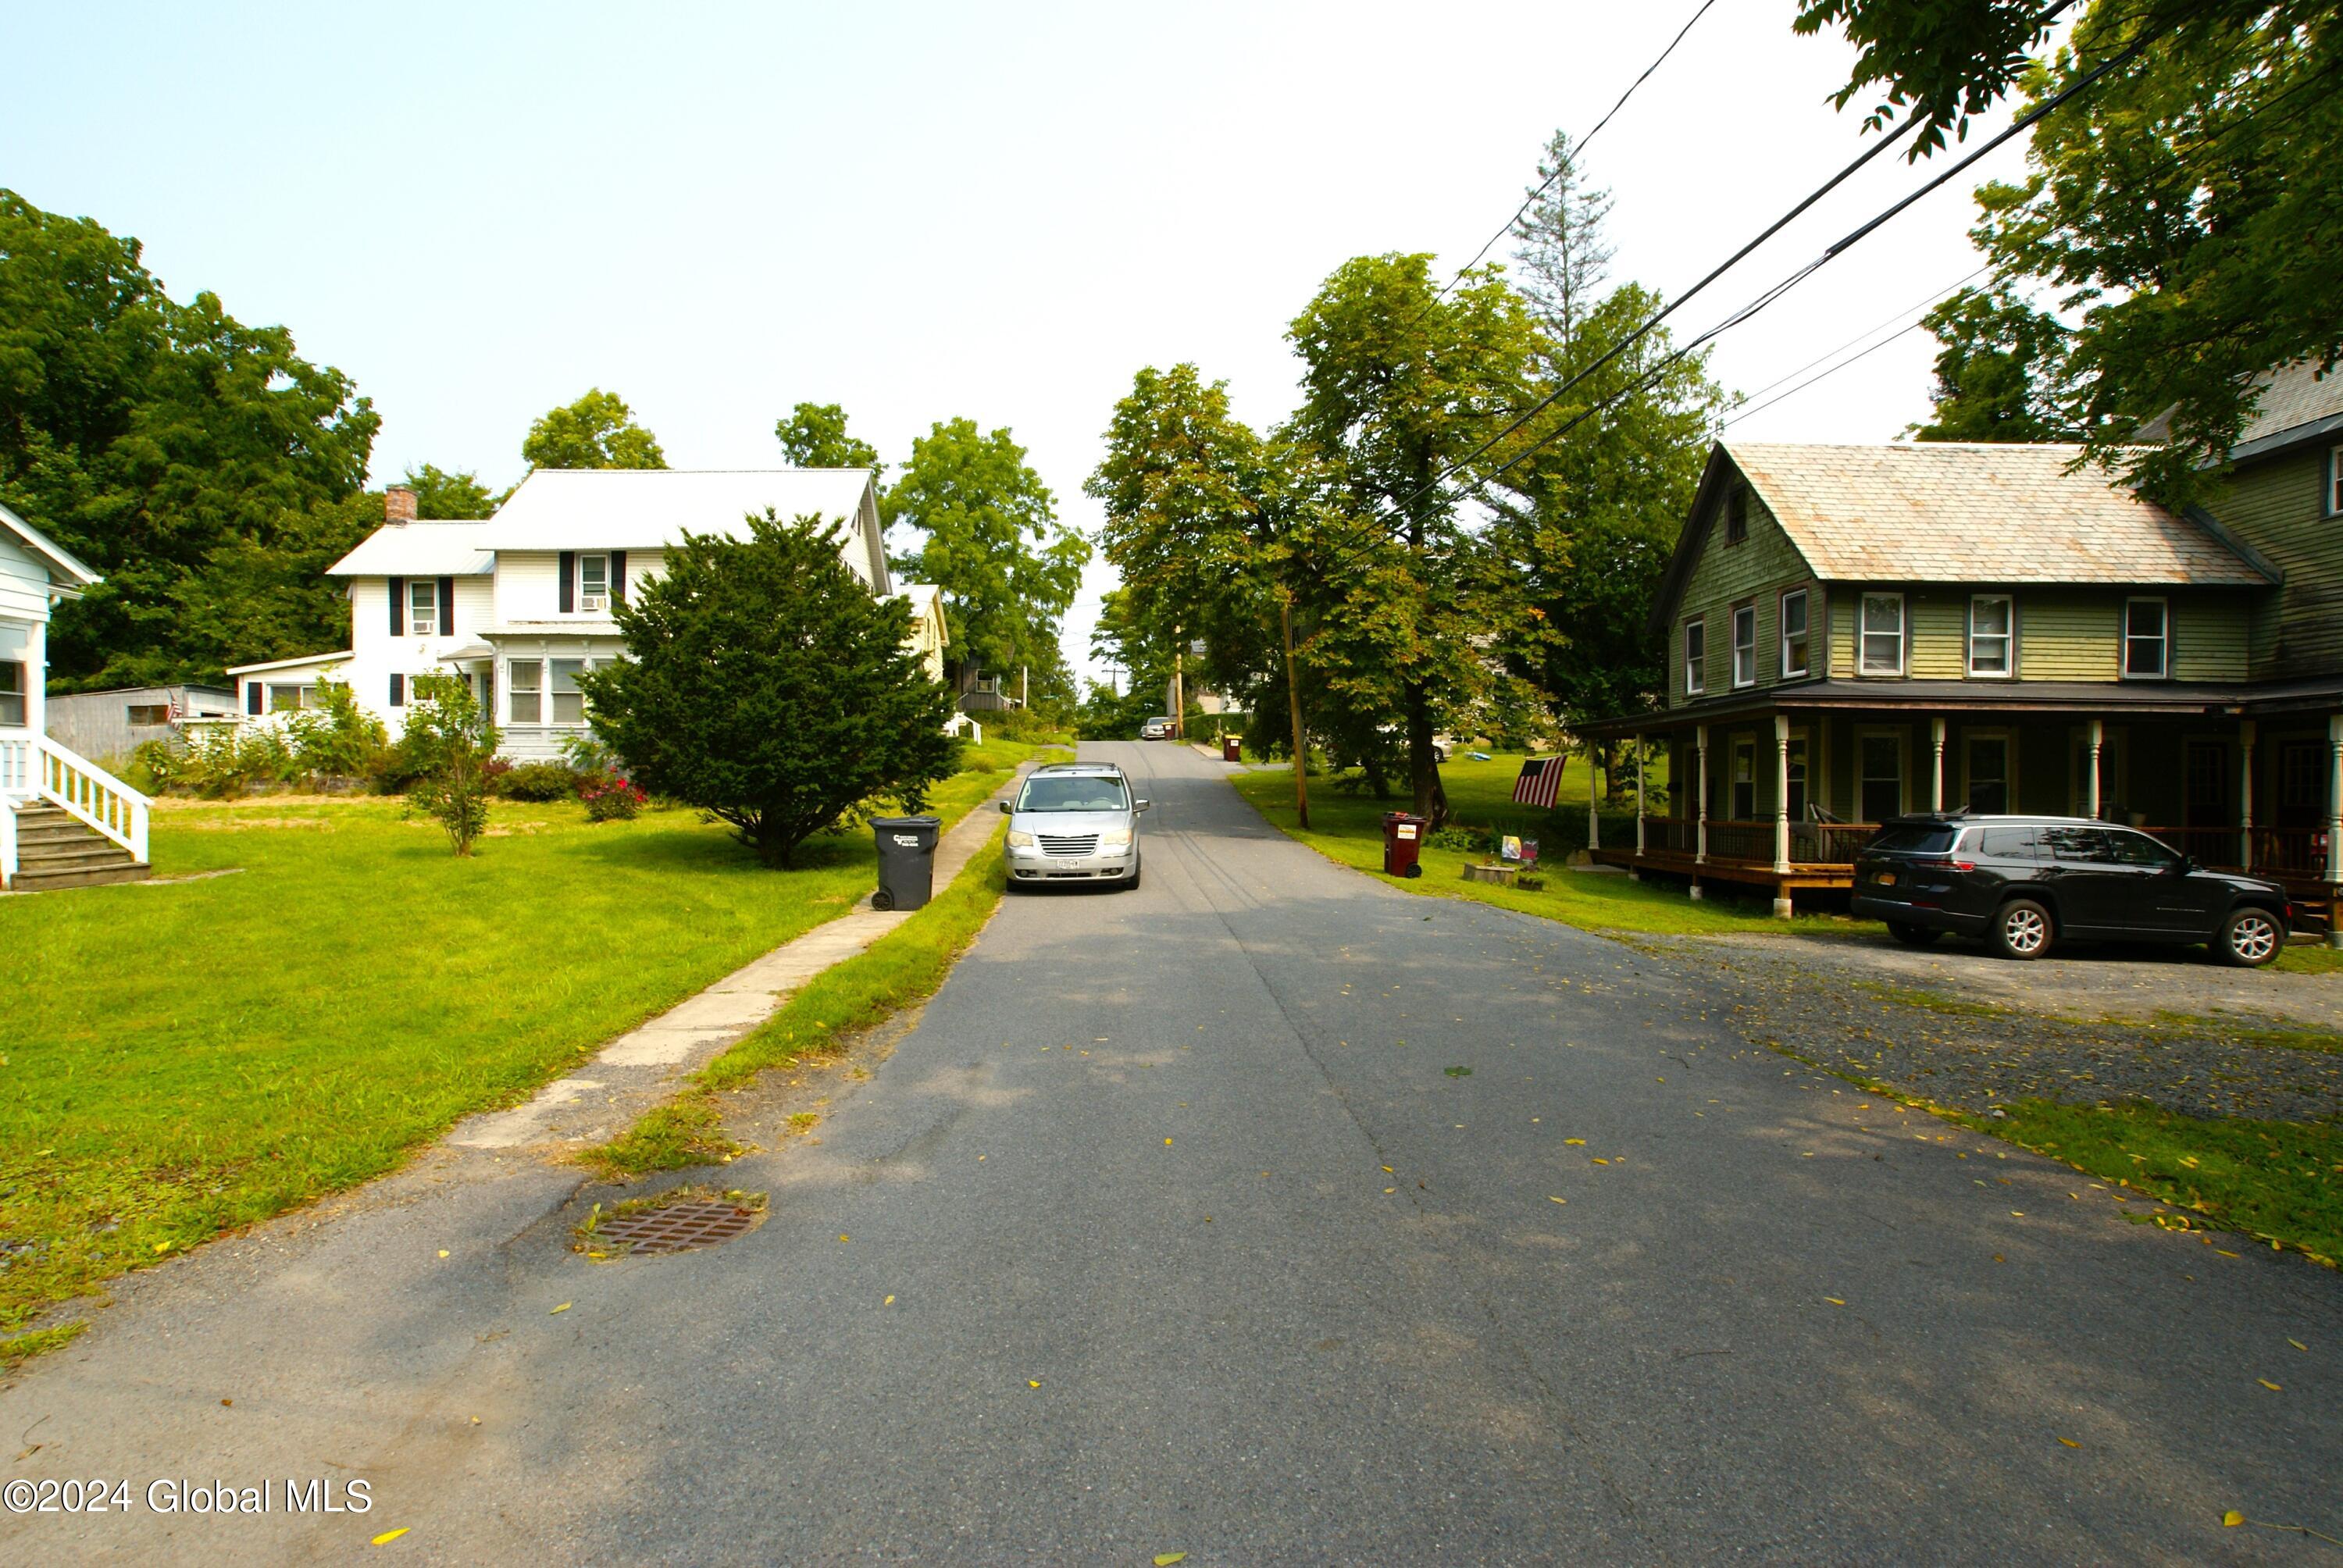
[1017,775,1130,813]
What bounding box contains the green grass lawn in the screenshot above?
[1230,754,1878,938]
[2275,942,2343,975]
[1970,1101,2342,1266]
[0,742,1059,1338]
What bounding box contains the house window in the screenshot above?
[1859,732,1903,822]
[2280,742,2323,815]
[1724,485,1748,546]
[1779,589,1810,679]
[269,683,316,713]
[1967,734,2011,814]
[578,554,610,611]
[550,658,588,723]
[126,703,171,725]
[1731,738,1756,819]
[1683,618,1706,696]
[2331,445,2343,515]
[1968,594,2013,678]
[2123,597,2168,678]
[1731,604,1756,688]
[508,659,542,723]
[408,579,438,637]
[389,672,405,708]
[0,661,23,727]
[1859,592,1905,675]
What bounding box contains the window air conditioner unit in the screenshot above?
[580,593,608,612]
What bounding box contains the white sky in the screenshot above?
[2,1,2043,688]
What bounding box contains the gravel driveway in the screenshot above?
[1664,932,2343,1122]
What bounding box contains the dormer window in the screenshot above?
[407,578,438,637]
[579,553,610,612]
[1724,485,1748,546]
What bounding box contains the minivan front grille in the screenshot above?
[1040,834,1100,857]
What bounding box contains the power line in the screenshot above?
[1721,320,1928,429]
[1437,0,1720,297]
[1723,264,1990,412]
[1396,1,2181,534]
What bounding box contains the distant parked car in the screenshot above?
[1850,812,2291,967]
[1000,762,1148,890]
[1139,716,1171,739]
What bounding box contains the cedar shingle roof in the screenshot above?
[1726,441,2270,586]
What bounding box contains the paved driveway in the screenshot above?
[2,740,2336,1563]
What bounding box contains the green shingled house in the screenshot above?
[1582,371,2343,929]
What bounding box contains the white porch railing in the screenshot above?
[2,733,152,871]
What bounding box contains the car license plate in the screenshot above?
[1873,871,1895,886]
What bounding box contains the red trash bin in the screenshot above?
[1382,811,1426,878]
[1221,735,1242,763]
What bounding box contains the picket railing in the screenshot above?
[29,735,151,864]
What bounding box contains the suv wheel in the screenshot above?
[2216,906,2283,968]
[1992,899,2054,960]
[1887,921,1942,949]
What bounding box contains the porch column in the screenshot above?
[1634,736,1646,857]
[1929,717,1946,811]
[1771,712,1792,918]
[2328,714,2343,949]
[2240,719,2256,869]
[1692,723,1709,899]
[1586,740,1601,853]
[2085,719,2104,820]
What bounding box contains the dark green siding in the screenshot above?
[2213,447,2343,676]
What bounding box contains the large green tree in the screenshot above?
[520,388,667,471]
[776,401,883,476]
[0,190,380,689]
[1487,132,1724,734]
[401,462,502,519]
[578,511,956,868]
[1282,253,1542,825]
[886,417,1089,684]
[1800,0,2343,495]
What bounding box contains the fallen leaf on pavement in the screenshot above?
[1824,1298,1846,1306]
[1565,1138,1585,1146]
[2259,1379,2281,1392]
[549,1303,570,1315]
[884,1295,895,1306]
[372,1527,409,1545]
[2224,1510,2245,1527]
[1549,1196,1566,1205]
[2057,1438,2078,1448]
[1028,1380,1041,1388]
[2290,1338,2308,1351]
[1156,1554,1187,1566]
[437,1250,449,1259]
[1591,1158,1610,1165]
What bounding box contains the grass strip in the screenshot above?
[1976,1099,2342,1266]
[2275,943,2343,975]
[0,1321,87,1369]
[1227,763,1876,938]
[583,830,1008,1180]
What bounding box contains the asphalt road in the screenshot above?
[5,739,2338,1564]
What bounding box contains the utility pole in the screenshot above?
[1172,633,1185,740]
[1282,586,1309,829]
[1020,664,1028,710]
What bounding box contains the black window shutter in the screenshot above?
[439,576,455,635]
[390,672,405,707]
[610,550,626,604]
[558,552,575,613]
[388,576,405,636]
[246,682,262,715]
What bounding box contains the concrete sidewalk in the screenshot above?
[449,772,1025,1153]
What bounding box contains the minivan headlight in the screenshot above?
[1097,826,1132,849]
[1006,829,1036,848]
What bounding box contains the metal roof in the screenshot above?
[326,521,496,578]
[482,468,878,552]
[1724,442,2270,586]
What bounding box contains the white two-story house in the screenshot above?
[231,468,910,760]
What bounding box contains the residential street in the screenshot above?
[5,740,2338,1564]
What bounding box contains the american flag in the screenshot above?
[1512,756,1567,809]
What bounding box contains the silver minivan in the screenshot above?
[1000,762,1148,889]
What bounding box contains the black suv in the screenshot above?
[1850,813,2291,967]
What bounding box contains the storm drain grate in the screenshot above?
[594,1200,765,1256]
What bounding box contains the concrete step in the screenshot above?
[8,861,152,892]
[20,843,137,870]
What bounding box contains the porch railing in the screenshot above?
[2246,825,2331,878]
[12,735,152,868]
[1624,817,1882,865]
[2142,825,2250,869]
[1641,815,1695,854]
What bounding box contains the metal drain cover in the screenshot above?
[596,1199,764,1255]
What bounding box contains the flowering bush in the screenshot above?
[579,775,647,822]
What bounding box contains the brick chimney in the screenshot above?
[384,485,419,525]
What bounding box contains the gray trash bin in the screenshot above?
[870,814,942,911]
